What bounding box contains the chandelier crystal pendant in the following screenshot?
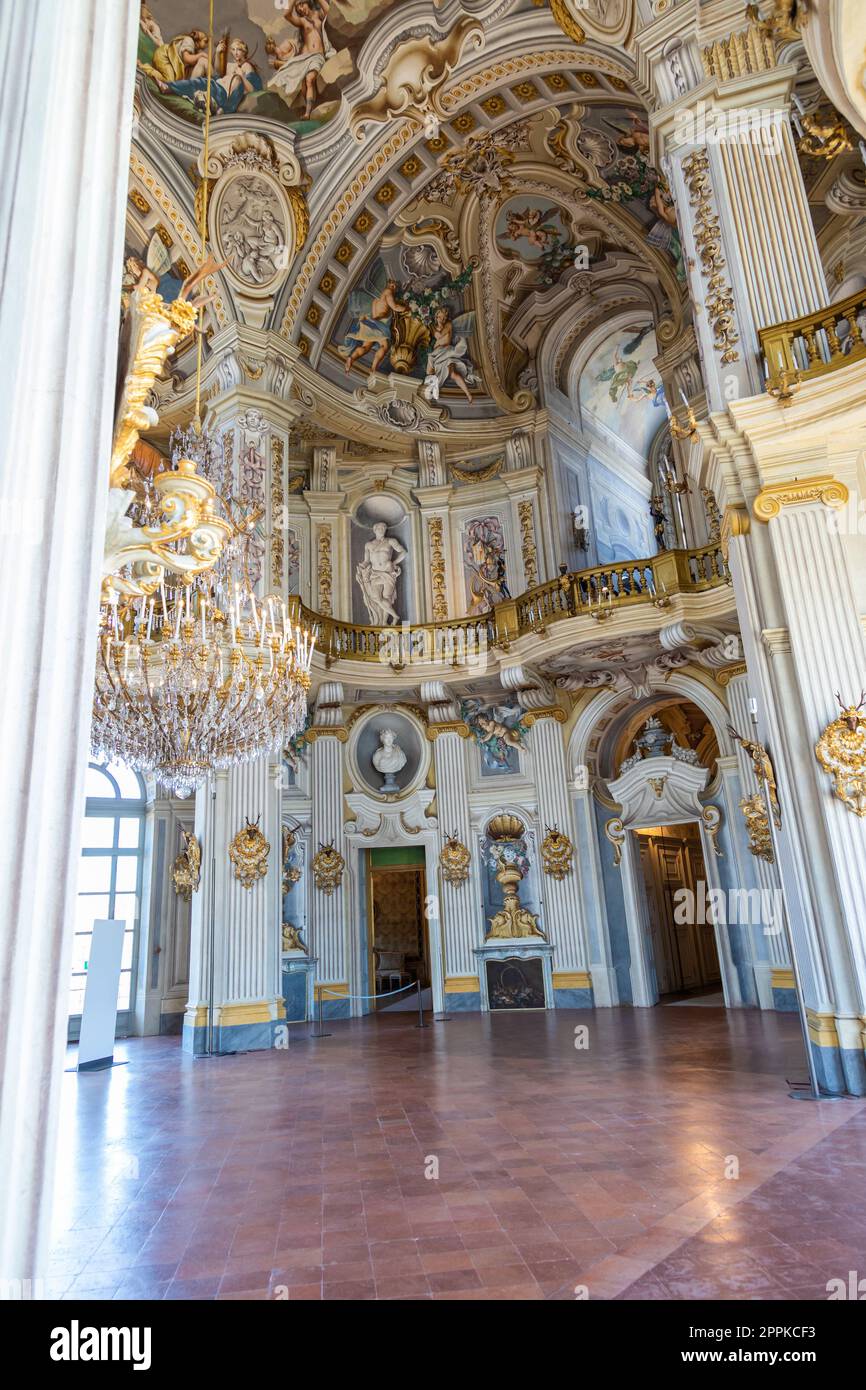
[92,580,314,799]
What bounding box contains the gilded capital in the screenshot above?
[753,475,849,522]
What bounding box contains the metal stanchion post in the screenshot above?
[415,978,427,1029]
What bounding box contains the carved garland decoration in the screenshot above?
[427,517,449,622]
[682,149,740,364]
[317,524,333,616]
[312,842,345,895]
[815,696,866,818]
[271,437,285,591]
[518,500,538,589]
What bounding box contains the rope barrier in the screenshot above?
[311,978,428,1036]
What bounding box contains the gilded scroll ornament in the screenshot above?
[440,832,471,886]
[171,830,201,901]
[605,817,625,867]
[815,695,866,818]
[540,825,573,880]
[312,841,345,895]
[682,150,740,364]
[752,476,849,522]
[350,20,485,140]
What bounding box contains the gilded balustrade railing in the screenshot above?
[760,285,866,391]
[287,543,729,668]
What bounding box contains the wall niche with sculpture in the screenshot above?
[350,494,414,627]
[352,710,425,801]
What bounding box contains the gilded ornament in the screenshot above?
[440,832,471,886]
[281,824,302,897]
[540,825,573,880]
[682,150,740,365]
[229,818,270,891]
[728,723,781,827]
[282,921,306,952]
[312,841,345,895]
[450,458,503,483]
[427,517,449,622]
[815,694,866,818]
[171,829,201,901]
[271,438,285,590]
[701,805,724,857]
[485,816,544,939]
[753,476,849,522]
[317,525,333,616]
[605,817,626,867]
[739,792,774,863]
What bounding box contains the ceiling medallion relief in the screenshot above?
[203,131,307,330]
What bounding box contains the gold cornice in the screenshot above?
[306,726,349,743]
[427,721,471,740]
[523,706,567,725]
[753,475,849,522]
[715,662,748,688]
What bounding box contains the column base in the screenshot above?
[806,1012,866,1097]
[443,976,481,1012]
[770,967,798,1012]
[552,971,594,1009]
[182,1000,286,1055]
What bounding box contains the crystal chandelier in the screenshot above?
[92,579,314,799]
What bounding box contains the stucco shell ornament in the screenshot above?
[815,694,866,818]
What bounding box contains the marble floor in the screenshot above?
[45,1007,866,1301]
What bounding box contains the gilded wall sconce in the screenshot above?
[815,693,866,818]
[312,841,345,895]
[541,825,574,880]
[440,832,471,886]
[229,818,270,891]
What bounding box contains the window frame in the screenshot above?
[68,762,147,1041]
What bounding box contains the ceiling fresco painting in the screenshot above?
[579,324,666,461]
[140,0,407,132]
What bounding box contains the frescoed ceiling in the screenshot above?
[129,0,694,448]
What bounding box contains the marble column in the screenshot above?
[526,714,592,1005]
[0,0,139,1281]
[423,682,481,1009]
[640,4,826,409]
[183,756,284,1053]
[726,671,792,1010]
[308,683,349,1017]
[756,489,866,1090]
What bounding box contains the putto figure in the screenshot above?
[355,521,407,626]
[267,1,334,121]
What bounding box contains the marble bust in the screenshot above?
[371,728,407,793]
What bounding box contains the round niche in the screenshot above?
[350,710,428,801]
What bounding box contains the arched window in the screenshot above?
[69,761,147,1029]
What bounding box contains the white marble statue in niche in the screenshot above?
[371,728,407,794]
[355,521,407,626]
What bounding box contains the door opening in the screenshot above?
[366,848,429,1009]
[635,823,722,1001]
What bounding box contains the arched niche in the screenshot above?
[349,491,415,626]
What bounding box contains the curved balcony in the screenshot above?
[287,542,730,670]
[759,286,866,391]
